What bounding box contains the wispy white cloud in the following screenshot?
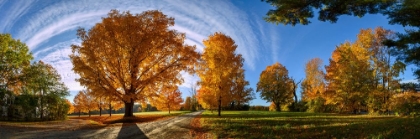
[0,0,34,33]
[1,0,270,92]
[158,0,261,69]
[25,11,105,49]
[34,39,82,92]
[179,72,200,89]
[171,25,206,52]
[270,27,280,63]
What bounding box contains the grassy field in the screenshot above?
[198,111,420,139]
[69,111,191,125]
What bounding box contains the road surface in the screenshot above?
[0,111,203,139]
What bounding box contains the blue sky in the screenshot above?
[0,0,416,106]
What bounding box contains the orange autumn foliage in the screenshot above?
[152,87,183,114]
[197,32,252,115]
[301,58,326,104]
[65,99,74,114]
[69,10,199,117]
[257,62,294,112]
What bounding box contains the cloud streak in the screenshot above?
[0,0,35,33]
[0,0,274,98]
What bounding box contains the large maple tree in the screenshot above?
[70,10,199,117]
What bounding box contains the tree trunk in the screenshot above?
[218,95,221,116]
[275,102,281,112]
[235,102,240,110]
[124,99,134,117]
[168,103,171,114]
[109,103,112,117]
[40,90,43,120]
[99,107,102,116]
[78,110,81,117]
[89,110,91,117]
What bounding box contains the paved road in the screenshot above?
[0,111,203,139]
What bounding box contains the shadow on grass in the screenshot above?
[199,111,420,138]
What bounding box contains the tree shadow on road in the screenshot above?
[117,122,148,139]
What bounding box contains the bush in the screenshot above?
[306,96,326,113]
[14,94,38,121]
[268,102,294,112]
[249,105,269,111]
[288,101,308,112]
[2,93,69,121]
[390,92,420,116]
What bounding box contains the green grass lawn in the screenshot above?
[199,111,420,139]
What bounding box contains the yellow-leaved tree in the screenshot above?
[73,91,87,117]
[196,88,215,111]
[257,62,294,112]
[70,10,199,117]
[197,32,252,116]
[325,41,373,113]
[301,58,325,101]
[301,58,328,112]
[152,86,183,114]
[65,99,74,114]
[104,96,124,116]
[73,90,98,117]
[325,27,405,114]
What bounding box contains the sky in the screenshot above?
[0,0,416,106]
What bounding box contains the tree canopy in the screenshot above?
[70,10,199,117]
[323,27,405,113]
[301,58,325,101]
[0,33,33,94]
[151,86,183,114]
[197,32,253,116]
[262,0,396,26]
[257,62,294,111]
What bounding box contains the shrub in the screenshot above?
[306,96,326,113]
[249,105,269,111]
[288,101,308,112]
[390,92,420,116]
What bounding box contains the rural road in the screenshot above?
[0,111,203,139]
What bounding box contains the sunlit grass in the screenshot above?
[199,111,420,138]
